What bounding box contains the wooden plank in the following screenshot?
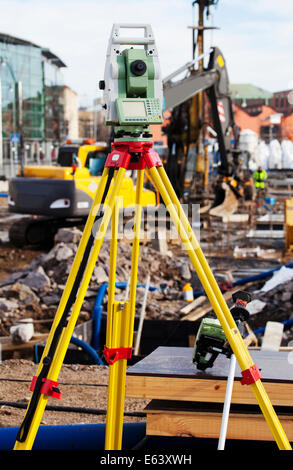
[181,302,215,322]
[145,400,293,441]
[0,334,48,352]
[126,374,293,407]
[180,296,206,315]
[126,347,293,407]
[222,214,249,223]
[181,284,253,322]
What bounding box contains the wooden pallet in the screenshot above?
[144,400,293,442]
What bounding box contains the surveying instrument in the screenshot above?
[14,24,291,451]
[193,291,251,450]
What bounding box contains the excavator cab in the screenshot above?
[57,145,79,167]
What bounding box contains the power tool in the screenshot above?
[193,290,251,370]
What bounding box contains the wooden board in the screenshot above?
[126,347,293,407]
[181,284,253,322]
[145,400,293,442]
[0,334,48,352]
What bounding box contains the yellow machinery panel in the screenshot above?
[75,175,156,208]
[285,198,293,251]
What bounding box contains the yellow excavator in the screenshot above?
[162,46,245,216]
[8,139,157,246]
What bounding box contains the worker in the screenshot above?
[253,166,268,195]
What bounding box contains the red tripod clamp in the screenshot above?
[103,345,133,365]
[30,376,62,399]
[105,141,162,171]
[240,364,262,385]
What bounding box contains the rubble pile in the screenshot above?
[246,277,293,344]
[0,227,191,334]
[0,226,292,346]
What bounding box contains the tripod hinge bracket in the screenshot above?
[144,149,162,168]
[240,364,262,385]
[104,141,163,170]
[30,376,62,399]
[103,345,132,365]
[105,149,131,169]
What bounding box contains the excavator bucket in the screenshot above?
[209,182,238,218]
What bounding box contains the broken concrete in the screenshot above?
[19,266,51,293]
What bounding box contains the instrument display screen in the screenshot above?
[122,100,147,117]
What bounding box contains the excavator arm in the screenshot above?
[162,47,241,204]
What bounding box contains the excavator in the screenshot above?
[162,45,247,217]
[8,138,157,247]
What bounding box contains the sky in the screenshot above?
[0,0,292,107]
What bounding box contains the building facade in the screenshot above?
[270,89,293,116]
[230,83,273,116]
[230,83,293,142]
[0,32,80,174]
[0,33,66,140]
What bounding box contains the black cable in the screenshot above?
[0,377,107,387]
[0,401,145,418]
[16,168,115,443]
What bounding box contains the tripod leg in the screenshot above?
[14,167,127,450]
[38,167,111,367]
[105,195,122,348]
[105,195,125,450]
[128,169,145,344]
[104,169,145,450]
[148,165,292,450]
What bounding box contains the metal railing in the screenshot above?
[0,139,60,178]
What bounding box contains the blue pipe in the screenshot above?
[231,261,293,287]
[92,282,108,350]
[0,422,146,450]
[193,262,293,297]
[70,336,104,365]
[253,318,293,336]
[34,336,104,365]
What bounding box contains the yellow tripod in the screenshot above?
[14,140,291,451]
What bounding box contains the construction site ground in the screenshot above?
[0,188,293,430]
[0,359,148,428]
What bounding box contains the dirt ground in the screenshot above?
[0,198,44,283]
[0,359,149,428]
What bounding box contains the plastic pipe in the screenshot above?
[92,282,108,350]
[34,336,104,365]
[70,335,104,365]
[193,262,293,297]
[253,318,293,336]
[218,354,236,450]
[0,422,146,450]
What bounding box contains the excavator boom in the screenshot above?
[162,46,242,212]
